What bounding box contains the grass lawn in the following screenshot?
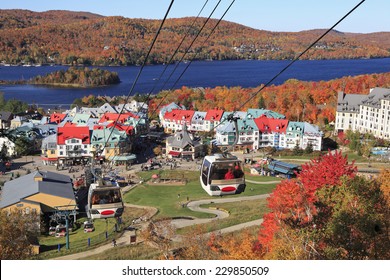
[245,174,283,182]
[35,207,146,259]
[178,198,268,235]
[36,170,277,259]
[82,242,161,260]
[124,170,277,219]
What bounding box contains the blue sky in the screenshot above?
[1,0,389,33]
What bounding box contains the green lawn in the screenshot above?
[82,243,161,260]
[178,198,268,235]
[35,207,147,259]
[36,170,277,259]
[124,170,277,219]
[245,174,283,182]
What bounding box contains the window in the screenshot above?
[201,159,211,186]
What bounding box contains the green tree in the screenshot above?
[0,92,6,110]
[258,95,266,109]
[14,137,32,156]
[304,143,314,154]
[3,99,28,114]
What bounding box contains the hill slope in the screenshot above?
[0,9,389,66]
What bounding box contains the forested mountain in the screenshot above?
[0,10,389,66]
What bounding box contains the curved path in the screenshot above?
[52,192,270,260]
[171,194,269,229]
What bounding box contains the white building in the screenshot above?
[335,87,390,139]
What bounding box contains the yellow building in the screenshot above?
[0,171,76,215]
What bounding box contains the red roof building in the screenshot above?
[254,115,288,134]
[163,109,195,133]
[98,112,138,124]
[50,113,67,124]
[204,109,224,131]
[57,126,91,145]
[204,109,223,122]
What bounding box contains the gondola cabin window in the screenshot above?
[201,159,211,186]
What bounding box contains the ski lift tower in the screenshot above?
[53,205,78,250]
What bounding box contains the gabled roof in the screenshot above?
[0,171,74,209]
[159,102,186,116]
[164,109,195,122]
[303,122,323,136]
[166,126,201,149]
[254,115,288,133]
[246,109,285,119]
[91,128,127,144]
[72,113,91,125]
[80,107,100,118]
[221,111,247,122]
[237,119,257,132]
[0,111,13,121]
[99,103,117,114]
[57,126,90,145]
[107,122,134,135]
[49,113,67,124]
[58,115,74,127]
[98,113,137,124]
[192,111,207,122]
[287,121,305,135]
[205,109,224,121]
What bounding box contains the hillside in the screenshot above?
[0,9,389,66]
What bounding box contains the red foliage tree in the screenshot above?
[257,150,357,255]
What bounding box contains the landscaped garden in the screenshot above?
[124,170,278,219]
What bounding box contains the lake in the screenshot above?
[0,58,389,109]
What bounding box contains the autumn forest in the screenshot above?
[0,10,389,66]
[148,72,390,125]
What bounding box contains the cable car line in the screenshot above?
[199,0,365,196]
[144,0,210,97]
[97,0,175,158]
[150,0,236,119]
[212,0,366,134]
[84,1,175,220]
[106,0,210,166]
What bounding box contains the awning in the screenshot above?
[41,157,58,161]
[107,154,136,161]
[168,151,181,157]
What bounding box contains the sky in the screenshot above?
[1,0,389,33]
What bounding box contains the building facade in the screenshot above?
[335,87,390,139]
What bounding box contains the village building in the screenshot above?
[204,109,224,132]
[335,87,390,139]
[0,171,76,215]
[0,111,14,130]
[56,126,91,166]
[165,125,203,160]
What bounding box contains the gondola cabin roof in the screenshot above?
[205,153,239,162]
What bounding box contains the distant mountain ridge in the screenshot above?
[0,9,389,66]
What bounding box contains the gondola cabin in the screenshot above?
[200,154,246,196]
[87,183,124,220]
